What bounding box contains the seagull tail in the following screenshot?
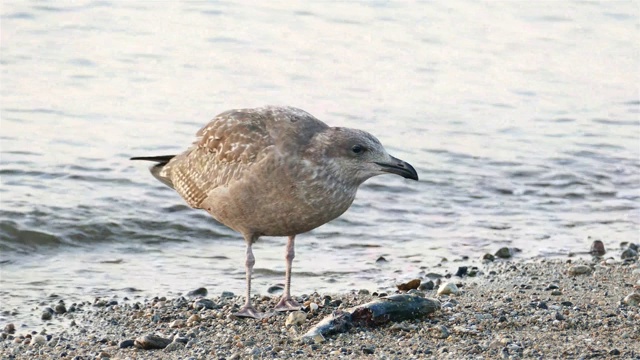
[130,155,176,189]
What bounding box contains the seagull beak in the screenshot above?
[375,156,419,181]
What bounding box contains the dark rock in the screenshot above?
[629,243,639,252]
[396,279,421,291]
[425,272,444,279]
[134,334,172,349]
[555,312,565,321]
[455,267,468,277]
[41,308,54,321]
[186,287,208,299]
[54,304,67,314]
[483,253,495,262]
[551,290,562,296]
[498,316,507,322]
[545,284,559,290]
[267,285,284,294]
[537,301,548,310]
[220,291,235,299]
[119,339,135,348]
[560,301,573,307]
[609,349,620,356]
[3,323,15,334]
[419,280,435,291]
[375,256,388,263]
[495,247,513,259]
[621,248,638,260]
[590,240,606,256]
[329,299,342,307]
[362,346,375,355]
[193,298,215,310]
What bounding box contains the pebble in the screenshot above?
[187,314,201,325]
[221,291,235,298]
[134,334,173,349]
[285,311,306,326]
[164,341,185,352]
[362,346,375,354]
[397,279,421,291]
[169,319,185,328]
[419,280,435,291]
[4,323,15,334]
[54,304,67,314]
[568,265,592,276]
[590,240,606,256]
[309,302,319,312]
[483,253,496,262]
[431,325,450,339]
[495,247,513,259]
[623,292,640,307]
[30,334,46,347]
[455,266,468,277]
[193,298,215,310]
[621,248,638,260]
[41,309,53,321]
[186,287,208,298]
[267,285,284,294]
[437,282,459,296]
[375,256,388,263]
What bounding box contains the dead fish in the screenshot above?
[301,295,440,342]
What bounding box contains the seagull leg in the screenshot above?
[233,240,264,319]
[274,235,302,311]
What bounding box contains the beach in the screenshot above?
[3,243,638,360]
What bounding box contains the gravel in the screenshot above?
[1,255,638,359]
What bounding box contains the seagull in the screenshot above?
[131,106,418,318]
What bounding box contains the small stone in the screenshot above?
[41,309,53,321]
[193,298,215,310]
[545,284,559,290]
[309,303,319,312]
[551,290,562,296]
[358,289,370,295]
[187,314,201,325]
[119,339,135,348]
[164,341,185,352]
[186,287,208,298]
[610,348,620,356]
[568,265,592,276]
[169,319,184,328]
[555,312,565,321]
[30,334,46,347]
[3,323,15,334]
[54,304,67,314]
[134,334,172,349]
[590,240,606,256]
[397,279,421,291]
[621,248,638,260]
[98,351,111,358]
[229,352,241,360]
[455,267,468,277]
[495,247,513,259]
[560,301,573,307]
[267,285,284,294]
[431,325,450,339]
[375,256,388,263]
[437,282,459,296]
[419,280,435,291]
[483,253,495,262]
[285,311,306,326]
[623,292,640,307]
[221,291,235,298]
[362,346,375,355]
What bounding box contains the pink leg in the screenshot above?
[233,240,264,319]
[274,235,301,311]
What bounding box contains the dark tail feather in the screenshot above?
[130,155,176,189]
[130,155,176,163]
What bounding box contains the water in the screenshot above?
[1,1,638,329]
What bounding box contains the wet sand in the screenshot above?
[2,248,639,360]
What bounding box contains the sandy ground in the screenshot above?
[2,248,639,360]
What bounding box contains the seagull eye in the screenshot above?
[351,145,364,154]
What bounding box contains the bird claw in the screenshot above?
[274,297,302,312]
[233,305,267,319]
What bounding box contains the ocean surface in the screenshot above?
[1,1,638,329]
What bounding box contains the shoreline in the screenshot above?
[2,248,639,359]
